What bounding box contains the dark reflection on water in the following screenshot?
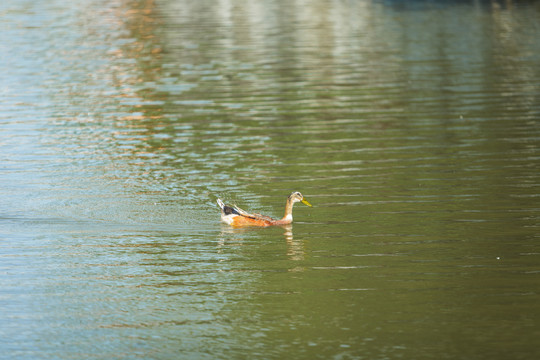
[1,0,540,359]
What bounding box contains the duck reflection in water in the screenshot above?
[217,223,306,262]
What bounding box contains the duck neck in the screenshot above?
[278,198,294,224]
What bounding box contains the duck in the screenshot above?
[217,191,312,227]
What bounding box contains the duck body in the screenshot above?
[217,192,312,227]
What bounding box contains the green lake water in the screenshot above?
[1,0,539,359]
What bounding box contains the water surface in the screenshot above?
[1,0,539,359]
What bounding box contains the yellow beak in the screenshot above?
[301,198,312,207]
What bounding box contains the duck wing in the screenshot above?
[247,212,275,222]
[233,205,275,222]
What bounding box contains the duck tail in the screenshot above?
[217,198,226,210]
[217,199,240,216]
